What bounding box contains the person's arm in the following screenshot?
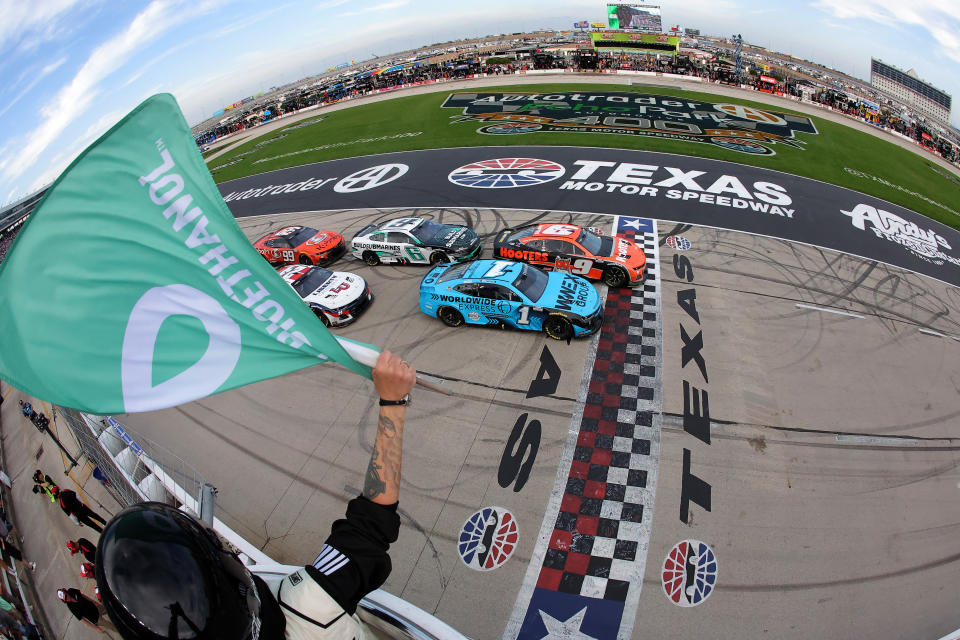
[300,350,415,614]
[362,350,416,506]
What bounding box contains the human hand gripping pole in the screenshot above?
[363,350,417,506]
[334,337,448,395]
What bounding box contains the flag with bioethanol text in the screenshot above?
[0,93,373,413]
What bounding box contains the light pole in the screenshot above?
[733,34,743,84]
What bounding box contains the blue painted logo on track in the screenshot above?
[616,216,654,234]
[661,539,718,607]
[517,589,625,640]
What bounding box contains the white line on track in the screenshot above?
[834,434,920,446]
[794,303,864,319]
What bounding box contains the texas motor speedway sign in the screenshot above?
[219,146,960,286]
[442,92,819,156]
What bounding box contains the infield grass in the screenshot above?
[208,83,960,231]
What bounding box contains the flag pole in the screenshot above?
[334,337,450,395]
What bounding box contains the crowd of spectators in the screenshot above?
[0,226,23,266]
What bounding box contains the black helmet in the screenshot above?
[95,502,262,639]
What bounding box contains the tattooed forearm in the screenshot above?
[378,414,398,436]
[364,406,405,504]
[363,448,387,500]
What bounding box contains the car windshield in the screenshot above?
[577,228,603,255]
[505,226,537,243]
[291,267,333,296]
[436,262,471,283]
[410,220,448,244]
[512,264,548,301]
[289,227,319,246]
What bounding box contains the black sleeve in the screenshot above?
[304,495,401,615]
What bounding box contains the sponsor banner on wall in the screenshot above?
[441,92,819,156]
[218,147,960,286]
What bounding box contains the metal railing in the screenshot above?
[56,408,467,639]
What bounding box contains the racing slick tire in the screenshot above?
[544,314,573,341]
[430,251,450,265]
[312,308,331,327]
[362,251,381,266]
[299,255,313,265]
[438,306,464,327]
[602,265,629,288]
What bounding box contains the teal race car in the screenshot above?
[419,259,603,340]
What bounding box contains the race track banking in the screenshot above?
[115,194,960,637]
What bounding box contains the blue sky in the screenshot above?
[1,0,959,205]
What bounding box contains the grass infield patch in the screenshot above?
[208,83,960,230]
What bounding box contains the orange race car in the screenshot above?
[253,225,345,266]
[493,223,646,287]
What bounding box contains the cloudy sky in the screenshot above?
[1,0,958,205]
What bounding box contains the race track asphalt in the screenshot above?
[117,206,960,640]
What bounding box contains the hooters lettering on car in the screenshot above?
[493,222,646,287]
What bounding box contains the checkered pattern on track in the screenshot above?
[532,230,660,603]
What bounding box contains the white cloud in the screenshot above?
[1,0,225,187]
[0,0,83,54]
[0,57,68,120]
[812,0,960,62]
[340,0,409,17]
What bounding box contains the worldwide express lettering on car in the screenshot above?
[419,260,603,340]
[442,92,818,155]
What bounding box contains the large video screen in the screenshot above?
[591,31,679,54]
[607,4,662,31]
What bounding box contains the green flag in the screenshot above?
[0,93,375,413]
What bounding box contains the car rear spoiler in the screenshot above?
[493,228,514,246]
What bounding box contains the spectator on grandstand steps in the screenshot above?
[52,488,108,533]
[80,562,96,580]
[57,588,115,634]
[0,536,35,574]
[66,538,97,564]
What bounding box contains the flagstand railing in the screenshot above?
[58,408,466,639]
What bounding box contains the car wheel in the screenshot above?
[313,308,330,327]
[438,306,464,327]
[602,266,628,288]
[362,251,380,266]
[430,251,450,265]
[544,314,573,341]
[299,255,313,265]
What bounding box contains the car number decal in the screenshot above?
[484,261,513,277]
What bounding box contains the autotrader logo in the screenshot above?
[448,158,565,189]
[334,163,409,193]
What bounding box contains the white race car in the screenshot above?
[277,264,373,327]
[350,217,481,266]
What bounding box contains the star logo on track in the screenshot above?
[538,607,597,640]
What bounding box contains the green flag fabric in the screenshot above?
[0,93,373,413]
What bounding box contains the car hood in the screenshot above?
[540,274,601,314]
[432,227,478,250]
[606,236,645,267]
[302,272,366,308]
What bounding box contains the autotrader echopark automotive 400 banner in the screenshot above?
[442,92,818,155]
[0,93,372,414]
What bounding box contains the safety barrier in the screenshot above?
[60,408,466,639]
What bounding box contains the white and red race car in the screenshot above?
[276,264,373,327]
